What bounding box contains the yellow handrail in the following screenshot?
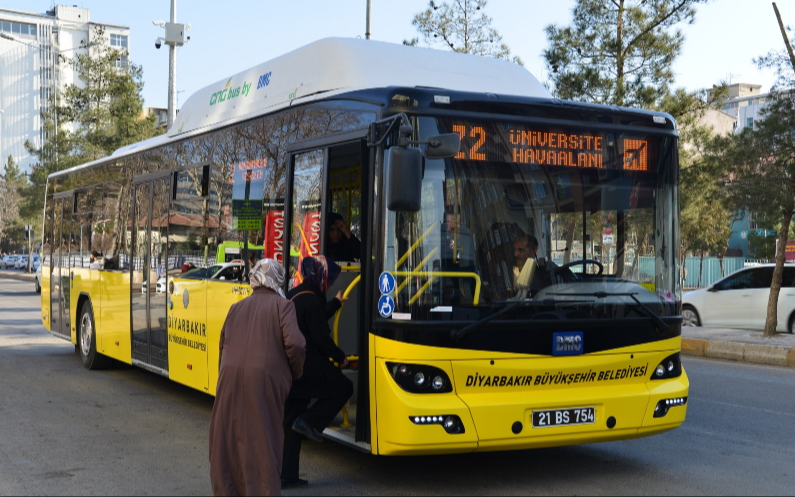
[395,246,438,294]
[332,274,361,345]
[331,274,361,429]
[395,220,439,270]
[392,270,481,306]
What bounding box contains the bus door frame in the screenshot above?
[285,128,372,444]
[131,171,172,373]
[50,191,75,340]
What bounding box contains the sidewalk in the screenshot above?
[682,326,795,368]
[3,272,793,368]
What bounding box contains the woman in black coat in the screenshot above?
[281,255,353,489]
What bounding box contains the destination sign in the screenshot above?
[445,121,656,172]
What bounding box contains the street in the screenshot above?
[1,278,794,495]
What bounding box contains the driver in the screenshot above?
[513,234,560,294]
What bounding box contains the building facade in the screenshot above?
[0,5,130,173]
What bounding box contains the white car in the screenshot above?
[143,262,245,294]
[14,256,29,270]
[683,263,795,333]
[0,255,18,269]
[35,264,42,294]
[31,256,41,272]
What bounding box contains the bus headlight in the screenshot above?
[650,353,682,381]
[387,362,453,394]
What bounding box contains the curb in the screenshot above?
[682,337,795,368]
[0,272,35,280]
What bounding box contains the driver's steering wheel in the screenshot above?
[560,259,604,276]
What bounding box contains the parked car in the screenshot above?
[0,255,18,269]
[14,255,29,270]
[683,263,795,333]
[31,255,41,272]
[142,262,245,294]
[35,263,42,294]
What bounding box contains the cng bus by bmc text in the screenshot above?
[39,37,688,455]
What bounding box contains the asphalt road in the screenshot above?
[1,278,793,495]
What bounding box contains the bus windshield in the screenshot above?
[381,116,679,324]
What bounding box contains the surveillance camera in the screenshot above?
[155,39,162,49]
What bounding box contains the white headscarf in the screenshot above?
[249,258,285,297]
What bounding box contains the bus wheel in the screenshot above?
[788,313,795,334]
[79,301,111,370]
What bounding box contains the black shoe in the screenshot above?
[281,478,308,490]
[292,417,324,443]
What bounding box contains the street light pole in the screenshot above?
[154,0,191,130]
[168,0,177,129]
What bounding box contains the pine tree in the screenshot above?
[543,0,708,108]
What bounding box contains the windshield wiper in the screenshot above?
[546,291,670,335]
[450,298,595,342]
[451,300,528,342]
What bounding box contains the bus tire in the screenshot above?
[78,301,111,370]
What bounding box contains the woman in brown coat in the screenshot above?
[209,259,306,496]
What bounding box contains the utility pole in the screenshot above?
[366,0,372,40]
[154,0,190,130]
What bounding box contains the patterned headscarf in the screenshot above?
[299,255,341,293]
[249,258,286,297]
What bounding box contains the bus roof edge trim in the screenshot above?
[167,37,550,138]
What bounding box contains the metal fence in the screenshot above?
[634,256,770,290]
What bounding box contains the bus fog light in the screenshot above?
[414,372,426,387]
[667,360,675,372]
[432,376,445,390]
[653,397,688,418]
[655,365,665,377]
[443,415,464,434]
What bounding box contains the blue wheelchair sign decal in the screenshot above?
[378,271,396,295]
[378,295,395,318]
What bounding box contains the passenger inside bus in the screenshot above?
[325,212,360,262]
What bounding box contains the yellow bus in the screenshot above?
[40,37,687,455]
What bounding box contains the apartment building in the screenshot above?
[0,5,130,173]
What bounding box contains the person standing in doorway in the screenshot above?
[209,259,306,496]
[282,255,353,489]
[325,212,361,262]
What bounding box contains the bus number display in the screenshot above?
[450,122,650,172]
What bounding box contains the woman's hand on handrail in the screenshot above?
[334,290,349,304]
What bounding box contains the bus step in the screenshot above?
[322,426,370,453]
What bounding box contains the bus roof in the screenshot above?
[134,37,548,143]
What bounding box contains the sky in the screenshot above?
[1,0,789,110]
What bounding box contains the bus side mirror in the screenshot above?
[423,133,461,159]
[386,145,422,212]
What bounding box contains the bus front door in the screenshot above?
[131,177,170,373]
[50,195,74,340]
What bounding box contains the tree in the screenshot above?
[22,25,162,221]
[706,93,795,337]
[0,155,25,251]
[543,0,709,108]
[409,0,522,64]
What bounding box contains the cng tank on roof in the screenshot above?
[169,37,551,137]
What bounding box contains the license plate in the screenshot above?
[532,407,595,428]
